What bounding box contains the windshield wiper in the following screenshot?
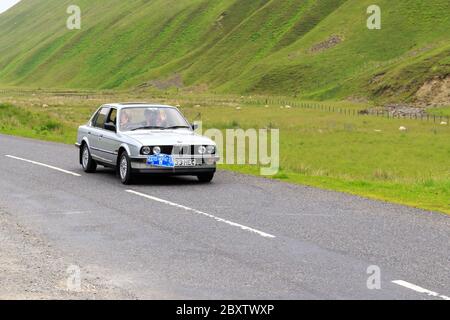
[131,126,164,131]
[164,126,191,130]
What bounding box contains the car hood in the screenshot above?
[122,130,215,146]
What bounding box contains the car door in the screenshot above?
[89,106,110,162]
[100,108,121,164]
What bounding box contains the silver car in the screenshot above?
[76,103,219,184]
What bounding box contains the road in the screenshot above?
[0,134,448,300]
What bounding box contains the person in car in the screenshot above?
[144,108,168,128]
[120,110,132,131]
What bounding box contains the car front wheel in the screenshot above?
[81,144,97,173]
[197,172,214,183]
[119,152,133,185]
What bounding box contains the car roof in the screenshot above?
[105,103,177,109]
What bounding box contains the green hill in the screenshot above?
[0,0,449,104]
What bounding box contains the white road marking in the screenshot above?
[126,190,276,239]
[48,210,90,215]
[5,155,81,177]
[392,280,450,300]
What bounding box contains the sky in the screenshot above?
[0,0,21,14]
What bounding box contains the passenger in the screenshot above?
[120,110,132,131]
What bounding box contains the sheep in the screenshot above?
[399,126,407,131]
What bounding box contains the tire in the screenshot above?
[119,152,133,185]
[197,172,214,183]
[81,143,97,173]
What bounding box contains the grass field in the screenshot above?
[1,0,449,105]
[1,91,448,215]
[427,106,450,117]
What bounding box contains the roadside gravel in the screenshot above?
[0,207,135,300]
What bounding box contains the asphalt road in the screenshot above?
[0,134,448,300]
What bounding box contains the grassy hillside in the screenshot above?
[0,0,449,104]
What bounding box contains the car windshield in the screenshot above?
[119,107,190,132]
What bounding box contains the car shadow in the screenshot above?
[93,167,205,186]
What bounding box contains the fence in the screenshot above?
[1,89,449,124]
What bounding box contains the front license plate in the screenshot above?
[147,154,175,168]
[174,159,196,167]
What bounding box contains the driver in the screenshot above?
[144,108,167,127]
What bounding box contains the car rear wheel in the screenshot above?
[81,144,97,173]
[197,172,214,183]
[119,152,133,185]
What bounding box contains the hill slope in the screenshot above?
[0,0,449,104]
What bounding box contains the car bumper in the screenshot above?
[131,167,216,175]
[130,156,218,175]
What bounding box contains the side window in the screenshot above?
[93,107,110,128]
[107,109,117,125]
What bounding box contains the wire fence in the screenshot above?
[1,89,449,124]
[260,99,450,124]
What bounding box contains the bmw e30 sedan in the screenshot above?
[75,103,219,184]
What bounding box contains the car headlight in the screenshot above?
[153,146,161,155]
[141,146,151,155]
[198,146,207,155]
[206,145,215,154]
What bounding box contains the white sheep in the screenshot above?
[399,126,407,131]
[440,121,448,125]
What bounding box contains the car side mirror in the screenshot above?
[104,122,117,132]
[191,123,199,131]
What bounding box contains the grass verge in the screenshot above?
[0,92,449,215]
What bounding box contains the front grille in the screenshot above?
[144,145,214,156]
[159,146,174,155]
[173,145,195,156]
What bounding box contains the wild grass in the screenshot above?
[0,91,448,214]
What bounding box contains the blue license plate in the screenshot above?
[146,154,175,168]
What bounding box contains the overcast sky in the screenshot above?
[0,0,21,14]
